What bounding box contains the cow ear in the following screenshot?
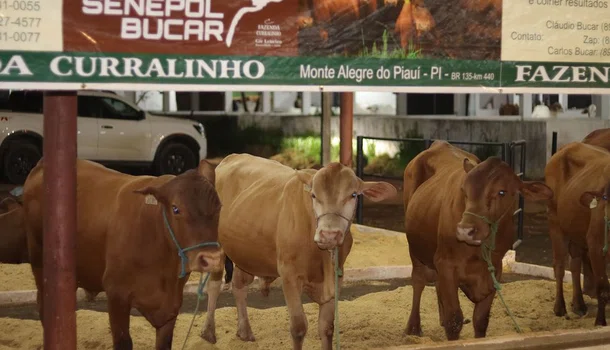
[519,181,554,201]
[296,170,314,192]
[133,186,160,198]
[579,191,604,209]
[133,186,161,205]
[463,158,475,173]
[197,160,215,184]
[361,181,398,202]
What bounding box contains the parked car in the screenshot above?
[0,90,207,184]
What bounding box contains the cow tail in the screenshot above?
[224,255,234,284]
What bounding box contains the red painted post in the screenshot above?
[339,92,354,167]
[42,91,78,350]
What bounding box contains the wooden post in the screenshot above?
[43,91,78,350]
[340,92,354,167]
[321,92,332,165]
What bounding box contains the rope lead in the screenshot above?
[181,272,210,350]
[334,247,342,350]
[463,211,522,334]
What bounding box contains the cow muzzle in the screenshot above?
[315,229,345,250]
[190,249,224,274]
[314,212,352,250]
[456,223,483,245]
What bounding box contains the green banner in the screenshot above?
[1,0,610,90]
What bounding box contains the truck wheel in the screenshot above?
[3,142,42,185]
[154,142,197,175]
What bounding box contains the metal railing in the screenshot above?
[355,136,527,248]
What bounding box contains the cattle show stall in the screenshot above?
[3,0,610,349]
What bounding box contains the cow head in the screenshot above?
[297,162,397,250]
[134,160,223,276]
[580,185,610,254]
[457,157,553,245]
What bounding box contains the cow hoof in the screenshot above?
[595,319,607,327]
[237,330,255,342]
[554,304,567,317]
[404,326,422,337]
[572,304,588,317]
[200,327,217,344]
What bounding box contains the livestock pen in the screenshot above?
[2,157,610,349]
[2,0,610,347]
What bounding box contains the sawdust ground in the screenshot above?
[0,280,605,350]
[0,226,409,290]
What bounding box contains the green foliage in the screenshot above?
[365,142,376,159]
[396,124,426,167]
[363,154,404,177]
[361,125,427,178]
[360,30,422,59]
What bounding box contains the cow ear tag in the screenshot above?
[145,195,158,205]
[590,197,598,209]
[303,184,312,192]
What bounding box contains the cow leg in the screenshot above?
[568,243,587,316]
[317,299,334,350]
[155,317,176,350]
[588,249,609,326]
[582,253,597,299]
[233,267,255,341]
[472,291,495,338]
[435,281,444,327]
[201,270,224,344]
[405,259,427,336]
[107,294,133,350]
[31,266,44,322]
[549,214,568,317]
[436,268,463,341]
[281,276,307,350]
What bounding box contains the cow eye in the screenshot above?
[311,193,316,199]
[498,190,506,197]
[604,195,608,201]
[172,205,180,214]
[352,192,358,198]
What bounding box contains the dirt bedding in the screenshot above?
[0,280,600,349]
[0,226,409,291]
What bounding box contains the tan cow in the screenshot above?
[545,142,610,326]
[23,159,225,349]
[0,197,28,264]
[403,141,552,340]
[199,153,397,349]
[583,128,610,153]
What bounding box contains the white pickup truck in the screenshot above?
[0,90,208,184]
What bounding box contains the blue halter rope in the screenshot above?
[161,207,221,278]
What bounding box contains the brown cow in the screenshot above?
[403,141,552,340]
[395,0,435,49]
[23,159,225,349]
[545,142,610,326]
[199,153,397,349]
[577,128,610,299]
[0,197,28,264]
